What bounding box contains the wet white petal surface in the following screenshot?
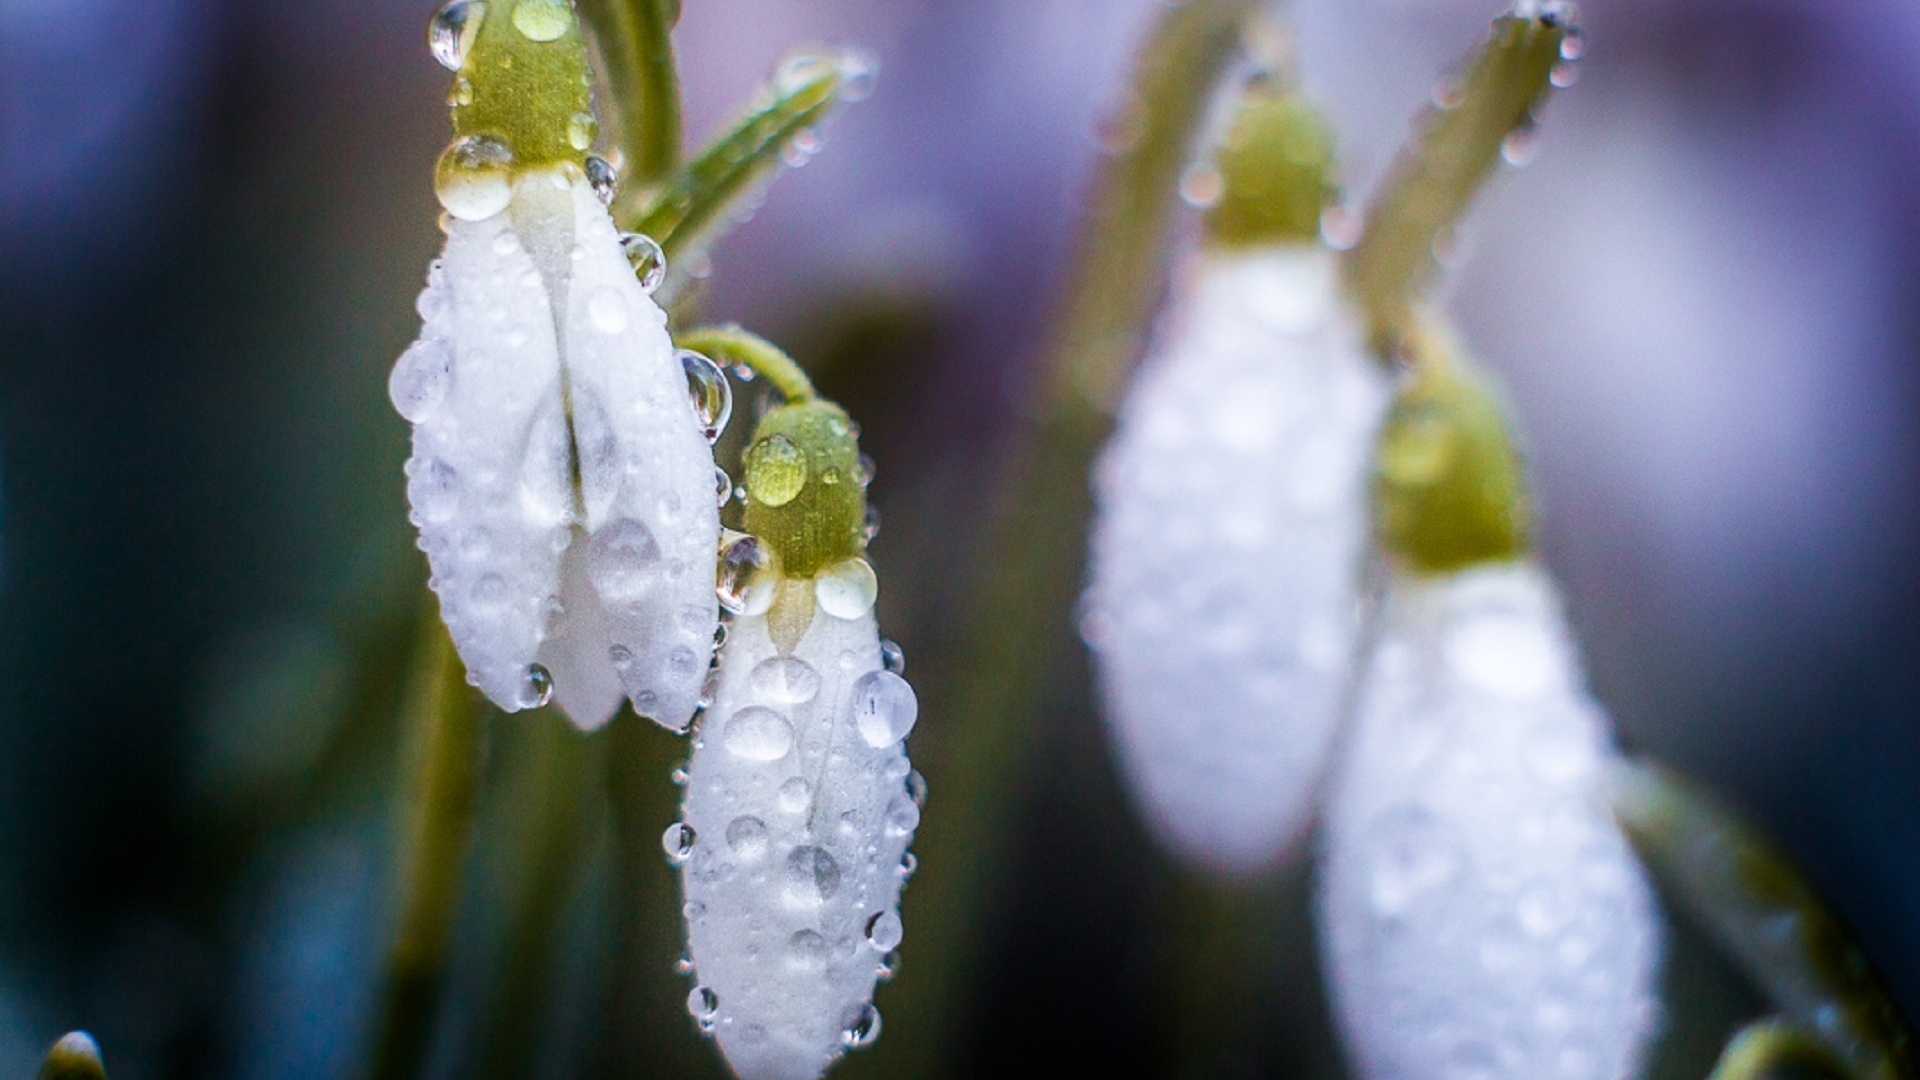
[1085,246,1389,875]
[679,599,917,1080]
[1318,562,1662,1080]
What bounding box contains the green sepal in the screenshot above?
[453,0,593,169]
[741,400,866,580]
[623,53,843,259]
[1610,761,1917,1080]
[1343,8,1572,355]
[1371,345,1530,574]
[1203,83,1336,248]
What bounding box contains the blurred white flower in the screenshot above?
[1318,560,1662,1080]
[1084,243,1389,875]
[391,165,721,731]
[675,568,918,1080]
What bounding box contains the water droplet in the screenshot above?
[568,111,598,151]
[905,769,927,807]
[716,533,776,614]
[750,655,821,704]
[877,950,900,981]
[428,0,486,70]
[781,129,820,168]
[434,135,513,221]
[713,466,732,508]
[1549,61,1580,88]
[854,453,876,487]
[862,505,882,543]
[850,670,917,747]
[744,434,807,507]
[588,285,629,334]
[725,815,770,858]
[407,458,460,523]
[662,822,696,863]
[670,765,689,786]
[1500,123,1539,167]
[389,339,453,422]
[518,664,554,708]
[1366,806,1463,919]
[680,349,731,441]
[619,233,666,293]
[777,776,811,813]
[840,1003,881,1049]
[865,910,904,952]
[787,929,827,968]
[879,639,905,674]
[776,53,835,94]
[1178,163,1224,208]
[722,706,794,761]
[1320,204,1363,250]
[447,76,474,106]
[883,794,919,835]
[815,558,878,619]
[585,155,617,204]
[588,519,663,601]
[686,985,718,1021]
[510,0,570,41]
[672,955,693,975]
[897,851,917,879]
[1432,77,1466,110]
[837,50,879,100]
[1559,27,1586,61]
[785,845,841,902]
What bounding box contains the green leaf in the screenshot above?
[1343,6,1574,355]
[1609,761,1916,1080]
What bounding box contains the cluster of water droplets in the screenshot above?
[1084,245,1390,875]
[1317,563,1661,1080]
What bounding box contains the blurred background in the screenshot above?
[1,0,1916,1076]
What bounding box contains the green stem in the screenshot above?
[368,622,487,1080]
[576,0,682,186]
[1710,1020,1861,1080]
[676,323,817,403]
[844,5,1255,1076]
[1342,9,1571,356]
[477,718,606,1080]
[621,55,844,260]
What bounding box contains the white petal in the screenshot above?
[1317,562,1662,1080]
[680,600,917,1080]
[561,175,720,732]
[1084,247,1390,875]
[401,203,568,711]
[535,527,628,730]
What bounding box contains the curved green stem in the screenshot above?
[576,0,682,187]
[842,4,1256,1077]
[1343,9,1571,357]
[1710,1020,1861,1080]
[368,622,487,1080]
[675,324,816,403]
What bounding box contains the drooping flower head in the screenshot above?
[392,0,723,731]
[1085,82,1390,875]
[671,374,920,1080]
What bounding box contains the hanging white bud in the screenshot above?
[394,166,722,731]
[1317,561,1662,1080]
[1084,245,1389,875]
[676,577,918,1080]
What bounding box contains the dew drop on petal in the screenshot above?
[749,655,821,704]
[518,663,554,708]
[407,458,461,523]
[686,985,718,1021]
[862,504,882,543]
[836,49,879,101]
[434,135,513,221]
[588,519,663,601]
[1178,163,1224,208]
[510,0,570,41]
[725,815,770,858]
[715,533,775,614]
[864,910,903,951]
[815,558,878,619]
[777,776,811,813]
[390,339,453,422]
[784,845,841,902]
[1366,806,1462,919]
[883,794,919,835]
[776,53,835,93]
[662,822,696,864]
[722,706,794,761]
[850,670,917,747]
[744,434,807,507]
[680,349,731,441]
[786,929,827,969]
[428,0,486,70]
[585,155,618,205]
[619,233,666,293]
[713,466,732,508]
[879,638,905,674]
[840,1003,881,1049]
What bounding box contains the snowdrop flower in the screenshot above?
[1084,86,1391,875]
[1317,353,1662,1080]
[672,387,919,1080]
[390,0,722,730]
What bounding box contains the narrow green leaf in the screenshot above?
[1343,6,1574,355]
[1609,761,1916,1080]
[576,0,683,186]
[622,55,845,265]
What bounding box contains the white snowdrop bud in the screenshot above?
[1084,245,1389,875]
[1317,561,1662,1080]
[677,582,917,1080]
[395,166,721,731]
